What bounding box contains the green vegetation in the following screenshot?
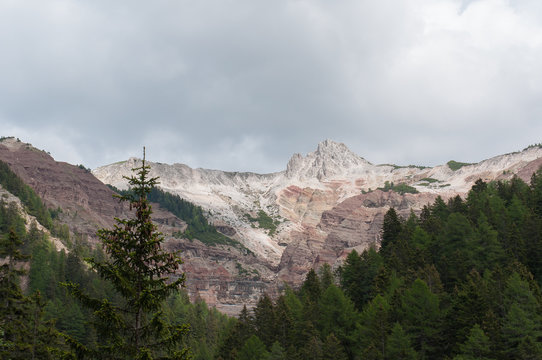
[379,164,429,170]
[523,143,542,151]
[108,184,250,252]
[378,181,419,195]
[5,146,542,359]
[64,152,190,358]
[420,177,439,183]
[218,171,542,359]
[0,154,235,359]
[77,164,91,173]
[0,160,53,229]
[245,210,279,236]
[447,160,473,171]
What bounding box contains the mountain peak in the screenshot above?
[286,140,370,180]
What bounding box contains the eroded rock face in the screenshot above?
[277,190,443,285]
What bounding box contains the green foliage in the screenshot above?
[420,178,439,183]
[108,184,248,252]
[386,323,418,360]
[453,324,493,360]
[238,335,268,360]
[245,210,278,236]
[77,164,91,173]
[447,160,473,171]
[0,229,68,358]
[378,181,419,194]
[0,160,53,229]
[64,151,189,359]
[523,143,542,151]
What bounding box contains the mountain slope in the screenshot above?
[0,137,277,315]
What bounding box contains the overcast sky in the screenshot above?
[1,0,542,173]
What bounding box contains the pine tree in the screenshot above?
[385,323,418,360]
[400,279,443,359]
[237,335,268,360]
[265,341,286,360]
[453,324,493,360]
[0,230,66,359]
[322,333,348,360]
[357,294,391,358]
[317,285,358,358]
[254,294,276,347]
[380,208,402,259]
[64,150,189,359]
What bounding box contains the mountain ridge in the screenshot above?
[3,135,542,314]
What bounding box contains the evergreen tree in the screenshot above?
[318,263,334,291]
[217,305,254,360]
[254,294,276,347]
[453,324,493,360]
[380,208,402,258]
[264,341,285,360]
[64,150,189,359]
[385,323,418,360]
[317,285,358,357]
[237,335,268,360]
[0,230,66,359]
[339,248,383,310]
[357,294,391,358]
[322,333,348,360]
[400,279,443,359]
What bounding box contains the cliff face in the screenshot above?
[4,136,542,314]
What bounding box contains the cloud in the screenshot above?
[0,0,541,171]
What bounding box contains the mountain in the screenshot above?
[93,140,542,300]
[3,136,542,314]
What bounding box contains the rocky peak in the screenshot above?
[286,140,371,180]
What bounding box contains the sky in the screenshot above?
[1,0,542,173]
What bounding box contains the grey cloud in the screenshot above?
[0,0,541,172]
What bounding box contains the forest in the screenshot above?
[1,159,542,358]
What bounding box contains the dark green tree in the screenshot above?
[237,335,268,360]
[357,294,391,358]
[64,150,189,359]
[400,279,442,359]
[453,324,493,360]
[0,230,65,359]
[254,294,276,347]
[380,208,402,258]
[385,323,418,360]
[322,333,348,360]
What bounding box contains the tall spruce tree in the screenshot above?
[64,149,189,359]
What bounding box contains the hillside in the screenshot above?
[0,137,276,315]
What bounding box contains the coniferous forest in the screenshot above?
[2,160,542,358]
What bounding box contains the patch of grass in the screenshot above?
[379,164,430,170]
[447,160,473,171]
[245,210,278,236]
[420,177,439,183]
[378,181,419,195]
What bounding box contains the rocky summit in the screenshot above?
[2,136,542,315]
